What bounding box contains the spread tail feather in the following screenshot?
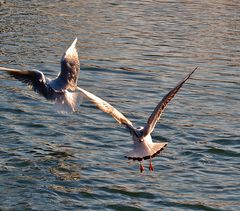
[125,142,167,161]
[54,91,80,112]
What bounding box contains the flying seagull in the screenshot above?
[77,67,198,172]
[0,38,80,112]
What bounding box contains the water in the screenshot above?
[0,1,239,210]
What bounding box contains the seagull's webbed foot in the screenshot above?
[149,159,154,171]
[139,162,144,173]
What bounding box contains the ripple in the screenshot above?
[49,162,81,181]
[100,186,155,199]
[207,147,240,157]
[106,204,144,211]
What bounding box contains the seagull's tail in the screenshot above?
[125,142,167,161]
[54,91,81,113]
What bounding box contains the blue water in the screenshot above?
[0,1,239,210]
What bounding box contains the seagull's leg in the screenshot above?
[149,158,154,171]
[139,162,144,173]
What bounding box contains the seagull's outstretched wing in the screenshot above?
[0,66,49,99]
[53,37,80,91]
[142,67,198,137]
[77,87,136,132]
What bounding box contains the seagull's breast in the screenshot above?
[127,134,155,160]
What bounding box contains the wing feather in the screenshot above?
[77,87,135,131]
[54,38,80,91]
[0,66,49,99]
[142,67,198,137]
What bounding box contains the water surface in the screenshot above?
[0,1,239,210]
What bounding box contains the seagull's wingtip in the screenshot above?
[193,66,198,72]
[72,37,78,47]
[64,37,78,56]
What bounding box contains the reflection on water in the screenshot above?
[0,1,239,210]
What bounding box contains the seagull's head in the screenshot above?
[136,126,144,131]
[134,126,145,141]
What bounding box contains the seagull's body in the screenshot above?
[0,38,80,112]
[77,67,198,172]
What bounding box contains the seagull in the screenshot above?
[77,67,198,172]
[0,38,80,112]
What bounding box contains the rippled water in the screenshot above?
[0,1,239,210]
